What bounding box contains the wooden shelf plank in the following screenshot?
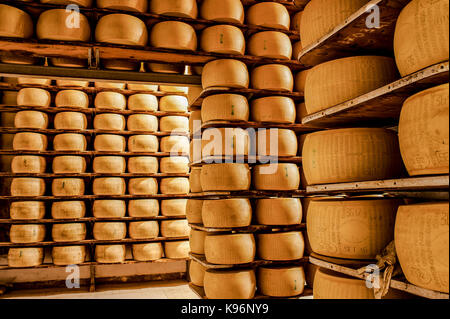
[188,189,306,199]
[189,223,306,233]
[0,194,191,201]
[190,155,303,166]
[200,120,321,134]
[0,150,189,157]
[0,216,187,224]
[0,173,190,178]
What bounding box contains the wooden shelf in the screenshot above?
[0,194,192,201]
[302,61,450,127]
[188,189,306,199]
[0,173,189,178]
[190,155,303,166]
[0,150,189,157]
[0,216,187,224]
[297,0,410,67]
[189,223,306,234]
[200,120,320,134]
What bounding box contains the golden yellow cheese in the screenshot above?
[248,31,292,60]
[159,86,189,94]
[94,134,126,152]
[251,64,294,91]
[200,0,245,24]
[8,248,44,268]
[52,156,86,173]
[10,201,46,220]
[398,83,449,176]
[202,127,249,156]
[127,114,159,132]
[97,0,147,12]
[292,41,303,61]
[56,80,90,88]
[50,57,86,68]
[253,164,300,191]
[161,220,190,238]
[13,133,47,151]
[205,233,256,264]
[247,2,290,30]
[128,135,159,153]
[160,156,189,174]
[96,14,148,46]
[11,178,45,196]
[95,82,126,89]
[190,110,202,134]
[129,221,159,239]
[257,129,298,157]
[105,59,140,71]
[292,11,303,31]
[17,88,51,107]
[294,69,310,93]
[132,243,163,261]
[51,201,86,219]
[1,55,36,65]
[189,260,206,287]
[40,0,92,7]
[17,78,51,86]
[189,167,202,193]
[128,94,158,111]
[201,94,249,122]
[93,156,126,174]
[200,164,251,191]
[190,139,202,162]
[190,229,206,255]
[10,224,46,243]
[93,222,127,240]
[160,96,188,113]
[160,177,190,195]
[147,63,186,74]
[128,156,158,174]
[204,269,256,299]
[160,116,189,133]
[296,102,308,123]
[14,111,48,129]
[52,246,86,266]
[92,177,126,195]
[93,200,126,218]
[258,266,305,297]
[202,59,249,89]
[2,91,18,105]
[55,90,89,109]
[164,241,190,259]
[0,4,33,39]
[127,84,159,92]
[186,199,204,224]
[256,198,302,226]
[161,199,187,217]
[314,268,374,299]
[305,262,319,288]
[128,178,158,195]
[54,112,87,130]
[150,0,197,18]
[52,223,86,242]
[251,96,296,124]
[94,114,126,131]
[202,199,252,228]
[150,21,197,51]
[1,112,16,127]
[95,245,126,263]
[95,91,127,110]
[53,134,87,151]
[257,231,305,261]
[128,199,159,217]
[37,9,91,41]
[52,178,85,196]
[11,156,46,174]
[200,25,245,55]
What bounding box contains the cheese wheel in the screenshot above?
[54,112,87,130]
[128,94,158,111]
[0,55,36,65]
[296,102,308,123]
[1,112,16,127]
[160,156,189,174]
[202,127,249,157]
[129,199,159,217]
[189,260,206,287]
[190,110,202,134]
[247,2,290,30]
[200,0,244,24]
[257,129,298,157]
[55,90,89,109]
[256,198,302,226]
[127,84,158,92]
[2,91,18,105]
[202,59,249,89]
[395,202,449,293]
[50,57,86,68]
[398,84,449,176]
[160,177,190,195]
[159,86,189,94]
[147,63,185,74]
[52,223,86,242]
[305,56,398,114]
[37,9,90,41]
[132,243,163,261]
[160,116,189,133]
[17,88,51,107]
[128,178,158,195]
[95,92,127,110]
[129,221,159,239]
[186,199,204,224]
[394,0,449,77]
[189,167,202,193]
[201,94,249,123]
[258,266,305,297]
[190,229,206,255]
[17,78,51,86]
[204,269,255,299]
[248,32,292,60]
[305,262,319,288]
[40,0,92,8]
[202,199,252,228]
[52,178,85,196]
[159,96,188,113]
[150,21,197,51]
[307,199,401,259]
[292,11,303,31]
[251,64,294,91]
[93,177,126,195]
[127,114,159,132]
[52,201,86,219]
[201,25,245,55]
[53,134,87,151]
[95,82,126,90]
[95,245,126,263]
[128,135,159,152]
[292,41,303,61]
[96,14,148,46]
[12,156,46,174]
[93,200,126,218]
[52,246,86,266]
[56,80,90,88]
[164,241,190,259]
[97,0,147,12]
[94,114,126,131]
[93,222,127,240]
[8,248,44,268]
[314,268,374,299]
[103,59,139,71]
[0,4,33,38]
[10,224,46,243]
[128,156,158,174]
[257,232,305,261]
[94,134,126,152]
[253,164,300,191]
[201,164,251,191]
[11,178,45,196]
[190,139,202,162]
[295,69,310,93]
[14,111,48,129]
[161,199,187,217]
[300,0,368,48]
[52,156,86,173]
[303,128,405,185]
[160,220,189,239]
[13,133,47,151]
[205,234,255,264]
[160,136,189,154]
[150,0,197,18]
[93,156,126,174]
[251,97,296,124]
[10,201,46,220]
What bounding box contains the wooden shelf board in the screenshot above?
[190,156,303,166]
[0,216,187,224]
[0,173,189,178]
[189,223,306,233]
[188,189,306,199]
[0,150,189,157]
[0,194,191,201]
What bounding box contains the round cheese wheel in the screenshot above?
[190,139,202,162]
[295,69,310,93]
[17,78,51,86]
[247,2,290,30]
[296,102,308,123]
[93,200,126,218]
[94,114,126,131]
[257,129,298,157]
[190,110,202,134]
[128,94,158,111]
[161,220,189,238]
[93,156,126,174]
[93,222,127,240]
[13,133,47,151]
[161,199,187,217]
[189,260,206,287]
[202,59,249,89]
[305,56,398,114]
[11,156,46,174]
[10,224,46,243]
[201,164,251,191]
[127,114,159,132]
[11,178,45,196]
[52,156,86,173]
[160,177,190,195]
[102,59,139,71]
[159,86,189,94]
[248,31,292,60]
[253,164,300,191]
[56,80,90,88]
[160,156,189,174]
[150,21,197,51]
[52,223,86,242]
[127,84,158,92]
[10,201,46,220]
[160,116,189,133]
[292,41,303,61]
[398,83,449,176]
[190,229,206,255]
[97,0,147,12]
[37,9,90,41]
[17,88,51,107]
[128,178,158,195]
[52,201,86,219]
[0,55,36,65]
[204,269,256,299]
[94,134,126,152]
[40,0,92,7]
[164,241,190,259]
[55,90,89,109]
[160,96,188,113]
[147,63,185,74]
[1,112,16,128]
[201,25,245,55]
[202,127,249,156]
[394,0,449,77]
[52,246,86,266]
[160,136,189,153]
[256,198,302,226]
[189,167,202,193]
[95,92,127,110]
[200,0,244,24]
[53,134,87,151]
[253,97,295,125]
[129,221,159,239]
[132,243,163,261]
[302,128,405,185]
[186,199,204,224]
[0,4,33,38]
[2,91,18,105]
[95,245,126,263]
[150,0,197,18]
[14,111,48,129]
[50,57,86,68]
[258,266,305,297]
[128,135,159,153]
[257,232,305,261]
[251,64,294,91]
[93,177,126,195]
[201,94,249,123]
[54,112,87,130]
[128,156,158,173]
[202,198,252,228]
[129,199,159,217]
[205,233,256,264]
[95,82,126,89]
[52,178,85,196]
[8,248,44,268]
[96,14,148,46]
[292,11,303,31]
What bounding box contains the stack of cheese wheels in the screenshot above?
[205,233,256,264]
[202,199,252,228]
[8,247,44,268]
[251,96,296,124]
[52,246,86,266]
[302,128,405,185]
[202,127,249,157]
[200,0,244,24]
[257,266,306,297]
[150,0,198,18]
[161,199,187,217]
[251,64,294,91]
[257,231,305,261]
[204,269,256,299]
[253,164,300,191]
[164,240,190,259]
[95,244,126,263]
